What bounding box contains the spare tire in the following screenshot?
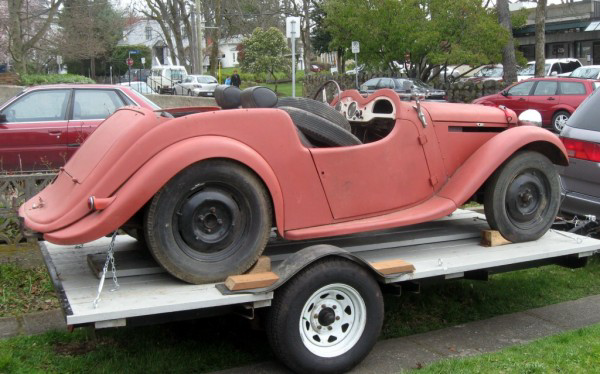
[280,106,362,147]
[278,97,351,131]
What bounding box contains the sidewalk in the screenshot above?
[212,294,600,373]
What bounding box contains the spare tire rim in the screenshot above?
[299,283,367,358]
[175,186,247,261]
[505,170,549,228]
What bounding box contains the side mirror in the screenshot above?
[550,71,558,76]
[360,84,368,92]
[501,90,508,97]
[518,109,542,127]
[0,114,6,123]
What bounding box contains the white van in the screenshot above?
[147,66,188,94]
[517,58,582,81]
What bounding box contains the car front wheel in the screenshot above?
[552,111,570,133]
[144,160,272,284]
[484,151,560,243]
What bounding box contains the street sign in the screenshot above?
[141,57,146,65]
[286,16,301,38]
[126,57,134,67]
[351,41,360,54]
[129,50,141,55]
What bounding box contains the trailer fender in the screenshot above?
[45,136,284,244]
[438,126,568,206]
[216,244,410,295]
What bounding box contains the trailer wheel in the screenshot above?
[267,258,383,374]
[484,151,560,243]
[144,160,272,284]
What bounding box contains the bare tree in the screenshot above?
[497,0,518,84]
[7,0,63,74]
[535,0,547,77]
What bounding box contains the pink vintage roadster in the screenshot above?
[20,83,567,283]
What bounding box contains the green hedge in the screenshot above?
[20,74,95,86]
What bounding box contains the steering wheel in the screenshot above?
[312,80,342,105]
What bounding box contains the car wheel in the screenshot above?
[484,151,560,243]
[144,160,272,284]
[267,258,383,374]
[277,97,351,131]
[552,111,570,133]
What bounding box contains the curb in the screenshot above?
[0,310,65,339]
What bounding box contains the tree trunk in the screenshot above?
[302,0,313,73]
[497,0,518,84]
[209,0,222,77]
[535,0,547,77]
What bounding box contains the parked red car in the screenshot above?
[472,77,600,132]
[0,84,160,172]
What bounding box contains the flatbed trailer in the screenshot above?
[40,210,599,373]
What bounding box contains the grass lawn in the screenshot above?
[415,323,600,373]
[0,255,599,373]
[0,264,59,317]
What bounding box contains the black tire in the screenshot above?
[279,106,362,147]
[277,97,351,131]
[144,160,272,284]
[552,111,570,133]
[267,258,383,374]
[484,151,560,243]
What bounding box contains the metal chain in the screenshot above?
[549,229,583,244]
[92,231,120,309]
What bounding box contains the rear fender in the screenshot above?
[45,136,284,244]
[438,126,567,205]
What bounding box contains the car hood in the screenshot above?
[422,102,517,125]
[20,107,166,232]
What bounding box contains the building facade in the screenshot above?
[513,0,600,65]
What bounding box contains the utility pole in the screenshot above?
[195,0,203,74]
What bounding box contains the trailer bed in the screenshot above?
[40,210,600,327]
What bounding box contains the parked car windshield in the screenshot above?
[476,67,503,77]
[564,88,600,131]
[570,67,600,79]
[198,76,217,84]
[519,63,550,77]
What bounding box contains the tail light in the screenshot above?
[561,137,600,162]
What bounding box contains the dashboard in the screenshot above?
[335,96,396,123]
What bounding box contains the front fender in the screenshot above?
[438,126,567,205]
[44,136,284,244]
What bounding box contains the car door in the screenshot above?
[497,81,535,116]
[558,81,589,113]
[66,89,127,159]
[527,80,558,124]
[0,89,71,171]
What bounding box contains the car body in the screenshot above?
[558,88,600,218]
[463,64,504,83]
[146,65,188,94]
[20,84,567,284]
[120,81,157,95]
[360,77,446,100]
[517,58,582,81]
[0,84,160,172]
[472,77,599,132]
[569,65,600,80]
[173,75,218,97]
[120,68,151,84]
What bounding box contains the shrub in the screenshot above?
[20,74,95,86]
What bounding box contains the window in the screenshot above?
[233,52,237,62]
[1,89,70,122]
[533,81,557,96]
[560,82,586,95]
[170,69,185,81]
[184,76,194,83]
[376,78,394,89]
[362,78,380,91]
[508,81,535,96]
[72,90,125,120]
[145,26,152,41]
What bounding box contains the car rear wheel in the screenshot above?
[144,160,272,284]
[552,111,570,133]
[484,151,560,243]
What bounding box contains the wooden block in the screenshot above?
[225,272,279,291]
[481,230,512,247]
[370,259,415,275]
[246,256,271,274]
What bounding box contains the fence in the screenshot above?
[0,173,57,245]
